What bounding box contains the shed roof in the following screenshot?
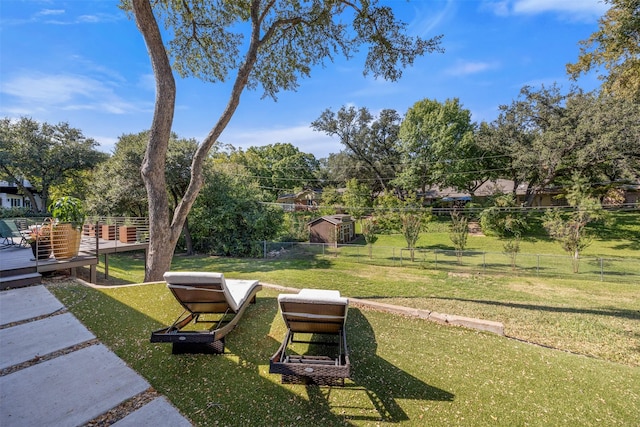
[308,214,353,226]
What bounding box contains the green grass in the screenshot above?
[50,282,640,426]
[375,211,640,259]
[82,253,640,367]
[49,212,639,425]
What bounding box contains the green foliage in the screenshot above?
[502,236,521,269]
[567,0,640,101]
[312,106,403,195]
[361,218,379,246]
[342,178,371,221]
[0,117,106,213]
[400,213,421,261]
[476,86,640,205]
[479,193,528,238]
[542,175,609,272]
[395,98,489,193]
[279,211,315,242]
[189,162,283,256]
[86,131,197,217]
[231,143,320,201]
[449,211,469,263]
[49,196,86,229]
[318,186,342,216]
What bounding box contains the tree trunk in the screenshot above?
[183,217,194,256]
[132,0,261,281]
[132,0,177,282]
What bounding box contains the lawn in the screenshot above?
[50,282,640,426]
[48,211,639,425]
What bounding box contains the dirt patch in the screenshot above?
[468,221,485,236]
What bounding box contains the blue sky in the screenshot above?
[1,0,608,158]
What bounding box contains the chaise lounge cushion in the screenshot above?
[277,289,348,334]
[163,272,259,312]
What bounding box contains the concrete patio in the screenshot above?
[0,285,192,426]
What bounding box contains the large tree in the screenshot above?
[231,142,320,201]
[311,106,403,196]
[129,0,443,281]
[0,117,106,213]
[477,86,640,205]
[394,98,487,195]
[567,0,640,102]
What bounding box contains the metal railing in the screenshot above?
[16,216,149,266]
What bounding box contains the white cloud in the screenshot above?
[482,0,608,21]
[0,72,139,115]
[37,9,65,17]
[409,0,457,37]
[446,60,500,76]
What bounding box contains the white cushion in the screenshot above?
[278,288,348,305]
[163,272,258,312]
[163,271,224,285]
[224,279,260,311]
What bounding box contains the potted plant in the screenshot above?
[49,196,86,259]
[27,222,52,260]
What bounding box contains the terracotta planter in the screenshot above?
[102,224,117,240]
[119,226,137,243]
[51,223,81,259]
[85,224,103,238]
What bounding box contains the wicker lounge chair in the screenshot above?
[269,288,350,385]
[150,272,261,354]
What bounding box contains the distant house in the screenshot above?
[0,179,40,211]
[275,189,320,212]
[419,179,565,207]
[308,214,355,246]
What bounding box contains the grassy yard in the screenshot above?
[50,281,640,426]
[48,211,639,425]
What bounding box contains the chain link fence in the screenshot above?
[262,241,640,284]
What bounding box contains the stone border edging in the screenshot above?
[261,283,505,336]
[71,279,505,336]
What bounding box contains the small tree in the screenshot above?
[449,211,469,264]
[401,213,422,262]
[502,232,521,270]
[542,175,608,273]
[361,218,378,259]
[480,193,528,269]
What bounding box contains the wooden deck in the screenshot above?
[0,235,148,289]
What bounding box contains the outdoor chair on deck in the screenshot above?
[150,272,261,354]
[269,288,350,385]
[0,219,29,247]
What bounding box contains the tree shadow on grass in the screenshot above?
[55,280,457,425]
[229,300,454,424]
[431,297,640,321]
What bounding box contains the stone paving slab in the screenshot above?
[0,285,64,326]
[0,344,150,427]
[113,397,193,427]
[0,312,95,370]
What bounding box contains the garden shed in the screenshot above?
[308,214,355,246]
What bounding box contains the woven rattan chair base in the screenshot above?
[171,338,225,354]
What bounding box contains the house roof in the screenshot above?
[308,214,353,226]
[275,189,321,203]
